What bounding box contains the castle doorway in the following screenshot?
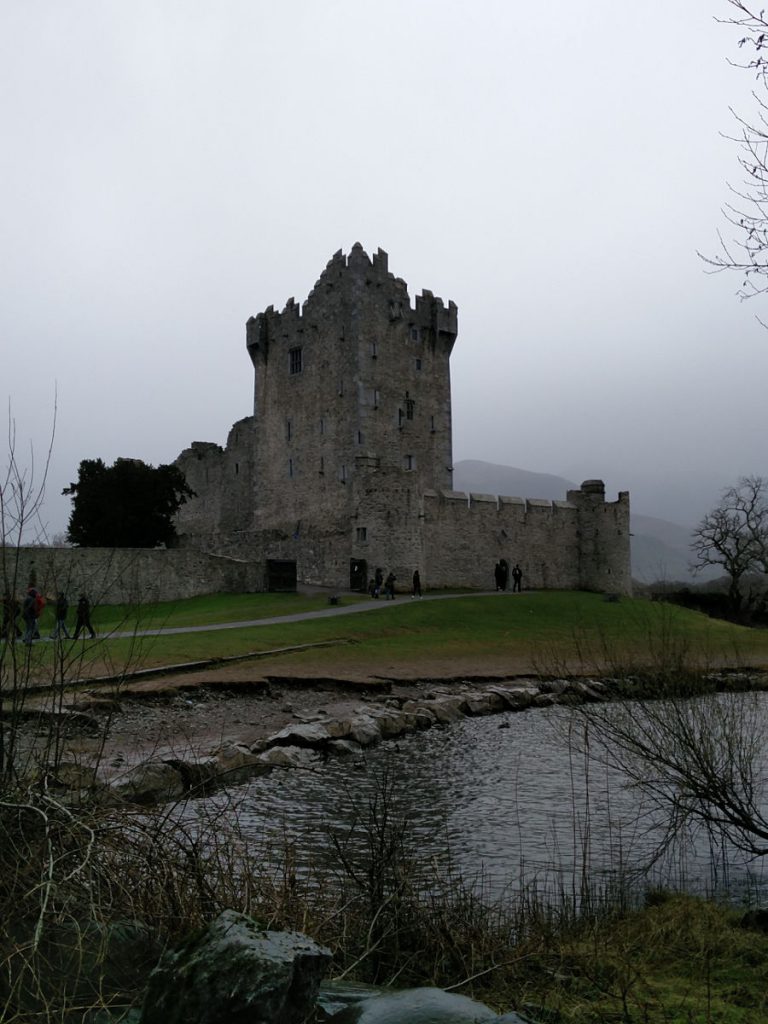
[350,559,367,592]
[266,559,297,592]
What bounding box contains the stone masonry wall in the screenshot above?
[4,547,264,606]
[422,491,581,590]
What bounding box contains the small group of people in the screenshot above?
[369,567,397,600]
[494,560,523,593]
[368,568,424,600]
[1,587,96,644]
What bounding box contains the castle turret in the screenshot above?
[567,480,632,594]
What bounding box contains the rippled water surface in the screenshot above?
[204,697,768,901]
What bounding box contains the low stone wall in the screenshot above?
[3,547,264,604]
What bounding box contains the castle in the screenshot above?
[174,244,631,595]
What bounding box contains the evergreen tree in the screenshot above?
[63,458,194,547]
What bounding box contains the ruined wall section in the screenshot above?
[174,417,257,550]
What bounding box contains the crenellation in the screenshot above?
[174,246,630,596]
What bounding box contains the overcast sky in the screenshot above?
[2,0,765,536]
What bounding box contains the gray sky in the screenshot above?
[2,0,765,536]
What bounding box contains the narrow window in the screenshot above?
[288,458,294,478]
[405,397,415,421]
[319,417,325,435]
[319,456,325,474]
[371,341,377,359]
[374,389,380,409]
[235,462,239,476]
[357,430,363,444]
[404,454,414,471]
[338,380,344,397]
[356,527,367,542]
[410,326,420,341]
[286,419,292,441]
[340,464,347,483]
[398,408,404,428]
[430,414,435,432]
[289,347,303,374]
[415,358,422,370]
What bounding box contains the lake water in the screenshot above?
[199,695,768,905]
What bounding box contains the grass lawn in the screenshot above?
[15,590,768,682]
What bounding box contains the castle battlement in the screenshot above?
[176,248,631,597]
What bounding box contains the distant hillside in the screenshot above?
[452,460,709,584]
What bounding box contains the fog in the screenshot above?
[2,1,764,537]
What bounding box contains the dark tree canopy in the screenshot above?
[63,458,194,548]
[691,475,768,607]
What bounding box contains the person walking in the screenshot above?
[412,569,422,598]
[22,587,40,644]
[511,564,523,592]
[50,592,70,640]
[373,567,384,599]
[384,572,396,599]
[73,594,96,640]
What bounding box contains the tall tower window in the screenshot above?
[356,527,367,542]
[286,419,292,441]
[404,454,415,471]
[289,347,303,374]
[405,396,415,420]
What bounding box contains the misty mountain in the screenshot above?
[452,460,706,584]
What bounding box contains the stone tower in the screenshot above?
[175,244,631,595]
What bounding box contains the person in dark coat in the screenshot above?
[512,564,523,592]
[494,562,503,591]
[412,569,422,598]
[373,567,384,599]
[384,572,396,599]
[51,592,70,640]
[22,587,40,644]
[73,594,96,640]
[499,559,509,591]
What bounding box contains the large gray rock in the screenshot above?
[326,986,498,1023]
[140,910,331,1024]
[109,761,185,805]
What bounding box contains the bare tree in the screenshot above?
[702,3,768,306]
[690,475,768,608]
[578,690,768,861]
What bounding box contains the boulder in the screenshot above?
[259,746,321,769]
[347,716,382,747]
[488,686,536,711]
[325,986,498,1023]
[140,910,331,1024]
[109,761,185,805]
[464,692,506,716]
[425,698,467,724]
[214,743,274,784]
[268,722,333,748]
